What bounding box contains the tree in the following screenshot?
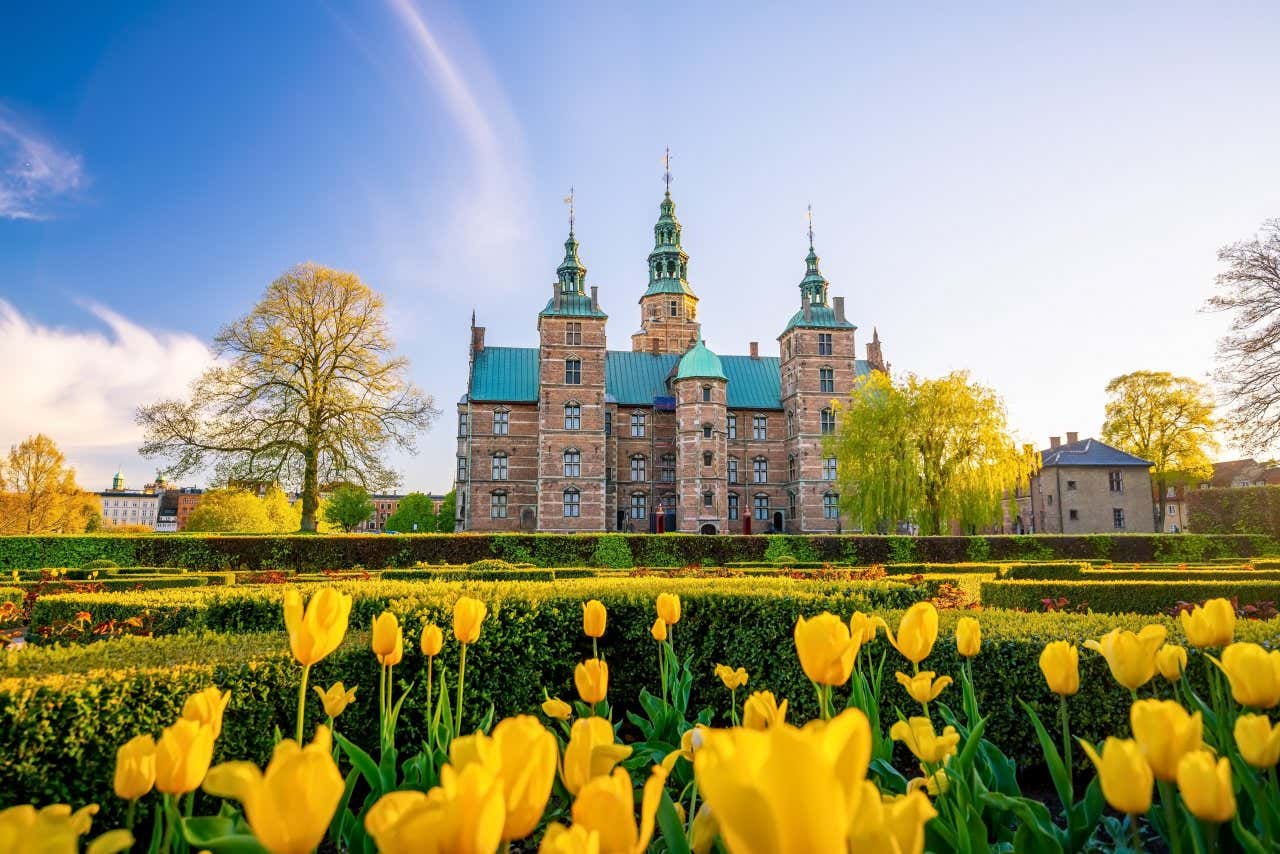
[137,263,438,531]
[383,492,437,533]
[436,490,457,533]
[323,485,375,532]
[828,372,1037,535]
[0,434,99,534]
[1207,218,1280,449]
[185,487,272,532]
[262,484,301,533]
[1101,370,1217,532]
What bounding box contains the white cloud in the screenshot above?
[0,301,211,477]
[0,107,84,220]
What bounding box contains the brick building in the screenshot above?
[455,186,887,533]
[1013,434,1156,534]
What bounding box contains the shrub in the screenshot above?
[80,558,119,571]
[466,559,518,573]
[980,578,1280,613]
[589,534,633,569]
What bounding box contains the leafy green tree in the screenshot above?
[262,484,301,533]
[186,487,272,532]
[436,490,457,533]
[323,484,375,532]
[1102,370,1217,532]
[383,492,437,532]
[828,371,1037,535]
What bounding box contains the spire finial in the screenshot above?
[563,187,575,235]
[806,204,814,249]
[663,147,671,196]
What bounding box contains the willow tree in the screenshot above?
[137,263,437,531]
[827,371,1037,535]
[1101,370,1217,532]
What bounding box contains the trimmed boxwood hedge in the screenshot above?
[5,606,1279,825]
[0,532,1275,571]
[981,578,1280,612]
[997,564,1279,581]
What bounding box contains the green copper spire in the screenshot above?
[557,187,586,294]
[642,148,695,299]
[799,204,828,307]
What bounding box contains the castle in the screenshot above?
[454,182,887,534]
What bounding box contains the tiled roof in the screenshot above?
[470,347,539,402]
[1040,438,1152,468]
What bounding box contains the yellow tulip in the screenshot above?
[1179,598,1235,648]
[182,686,231,740]
[714,663,748,691]
[313,682,357,718]
[890,717,961,765]
[113,734,156,801]
[1156,645,1188,682]
[420,623,444,657]
[847,780,938,852]
[453,596,488,644]
[661,725,709,772]
[583,600,607,638]
[282,587,352,666]
[575,659,609,705]
[155,718,215,795]
[906,763,950,797]
[742,690,788,730]
[448,715,557,841]
[372,611,404,665]
[364,761,506,854]
[690,804,719,854]
[539,823,601,854]
[793,612,858,686]
[1234,714,1280,768]
[1083,625,1167,691]
[882,602,940,665]
[848,611,880,646]
[204,725,344,854]
[1211,642,1280,709]
[956,616,981,658]
[0,804,133,854]
[571,766,668,854]
[657,593,681,626]
[562,717,632,795]
[895,671,953,705]
[1079,737,1152,815]
[1130,699,1202,781]
[541,698,572,721]
[1176,751,1236,823]
[649,616,667,642]
[1039,641,1080,696]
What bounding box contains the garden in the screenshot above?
[2,534,1279,852]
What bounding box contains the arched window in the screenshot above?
[788,490,797,520]
[630,455,647,482]
[563,488,580,517]
[753,457,768,484]
[703,451,714,467]
[821,408,836,435]
[786,410,794,437]
[492,408,509,435]
[631,411,647,438]
[490,491,508,519]
[565,359,582,385]
[563,449,581,477]
[788,455,797,482]
[564,402,581,430]
[491,452,508,481]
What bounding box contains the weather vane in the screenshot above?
[807,204,814,248]
[663,146,672,194]
[563,186,575,234]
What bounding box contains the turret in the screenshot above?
[671,337,727,533]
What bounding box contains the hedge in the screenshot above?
[1,532,1276,571]
[382,567,599,582]
[980,579,1280,613]
[1186,485,1280,535]
[26,576,933,643]
[0,586,21,606]
[5,605,1280,825]
[997,564,1273,580]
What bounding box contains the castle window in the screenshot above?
[458,412,468,437]
[631,493,647,520]
[491,491,508,519]
[564,449,581,478]
[821,408,836,435]
[493,409,509,435]
[564,403,581,430]
[660,454,675,482]
[703,451,714,467]
[728,492,739,520]
[491,453,508,481]
[1113,507,1125,529]
[565,359,581,385]
[727,414,737,439]
[824,492,839,519]
[727,457,739,484]
[789,491,797,519]
[753,457,768,484]
[702,423,712,439]
[702,385,711,402]
[752,415,767,440]
[703,491,714,507]
[631,412,646,438]
[1109,471,1124,492]
[820,367,834,393]
[788,455,797,481]
[669,299,678,317]
[818,333,833,356]
[604,411,612,435]
[823,456,837,481]
[786,410,794,437]
[631,455,647,482]
[565,322,582,346]
[563,489,580,517]
[753,494,769,521]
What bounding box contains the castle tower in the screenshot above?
[631,158,700,354]
[536,208,609,532]
[778,215,857,532]
[671,337,727,533]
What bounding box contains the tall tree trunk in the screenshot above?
[301,442,319,532]
[1156,474,1167,533]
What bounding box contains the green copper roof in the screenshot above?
[780,304,856,334]
[675,338,727,381]
[470,347,539,401]
[641,278,697,299]
[605,351,678,404]
[644,190,696,300]
[540,293,607,318]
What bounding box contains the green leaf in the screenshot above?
[1018,698,1073,813]
[655,790,693,854]
[179,817,271,853]
[334,731,384,796]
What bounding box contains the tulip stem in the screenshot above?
[296,662,312,744]
[379,663,387,746]
[159,793,175,854]
[592,637,598,660]
[426,657,434,750]
[686,780,700,843]
[455,642,468,736]
[1158,780,1185,854]
[1129,814,1144,852]
[659,641,668,706]
[125,799,136,831]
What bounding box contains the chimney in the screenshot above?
[552,281,561,310]
[471,326,486,353]
[833,297,845,323]
[1066,431,1079,444]
[1049,436,1061,449]
[590,286,599,312]
[803,299,812,322]
[749,341,759,359]
[650,338,660,355]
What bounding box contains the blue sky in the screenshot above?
[3,2,1280,492]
